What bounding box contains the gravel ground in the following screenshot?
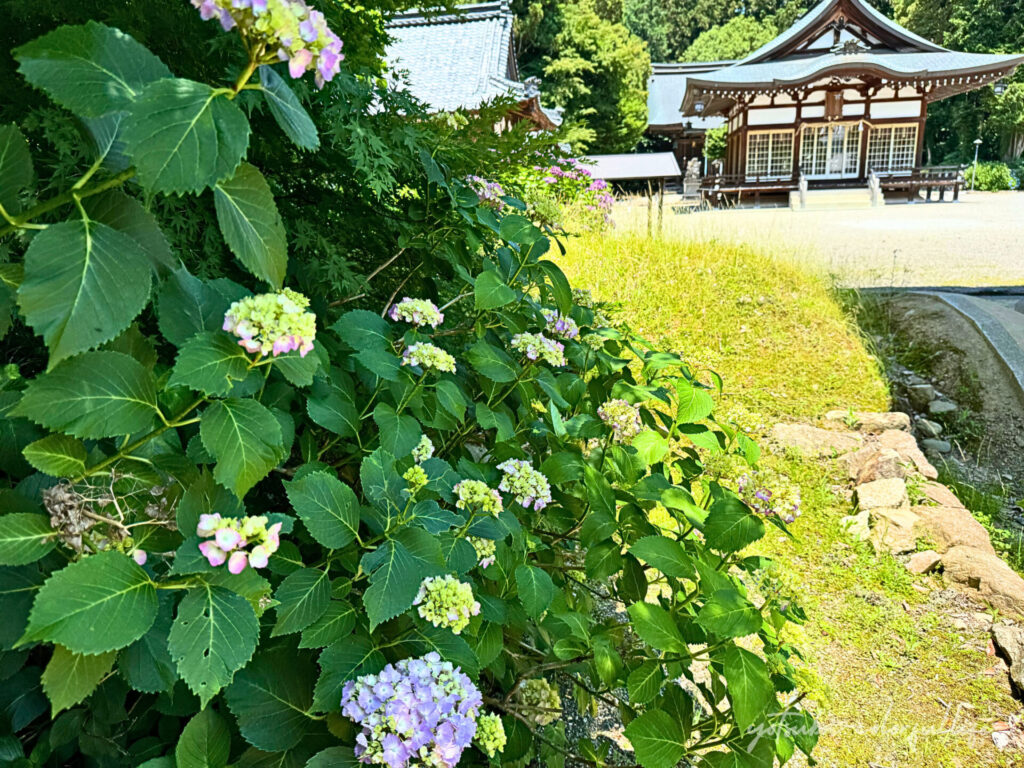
[613,191,1024,288]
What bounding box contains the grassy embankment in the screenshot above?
[557,228,1019,767]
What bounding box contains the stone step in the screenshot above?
[789,188,882,210]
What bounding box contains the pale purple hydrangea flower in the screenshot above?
[467,175,505,210]
[497,459,552,510]
[738,473,801,524]
[540,308,579,340]
[597,399,644,444]
[509,332,565,367]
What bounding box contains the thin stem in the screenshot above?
[0,167,136,238]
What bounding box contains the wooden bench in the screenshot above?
[874,165,965,203]
[699,174,798,207]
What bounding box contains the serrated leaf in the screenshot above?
[167,584,259,708]
[285,471,360,549]
[272,568,330,636]
[158,268,247,348]
[214,162,287,287]
[312,636,385,712]
[0,514,54,567]
[0,124,33,214]
[474,269,518,310]
[722,644,773,730]
[514,565,555,618]
[624,710,686,768]
[13,351,157,438]
[20,551,157,653]
[18,221,152,367]
[498,214,541,245]
[82,190,175,276]
[359,448,404,520]
[177,707,231,768]
[631,431,669,465]
[120,596,177,693]
[674,378,715,423]
[467,339,516,382]
[703,496,765,552]
[625,602,687,653]
[627,661,664,705]
[226,648,315,752]
[124,78,249,194]
[696,589,761,639]
[628,536,695,579]
[307,376,359,437]
[259,66,319,151]
[168,331,252,396]
[362,537,442,630]
[305,747,358,768]
[200,398,283,498]
[372,403,421,458]
[298,600,355,649]
[22,434,87,478]
[40,645,116,715]
[13,21,171,117]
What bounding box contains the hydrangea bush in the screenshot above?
[0,9,817,768]
[503,156,615,231]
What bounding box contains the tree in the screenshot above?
[683,15,777,61]
[541,0,651,151]
[704,124,729,159]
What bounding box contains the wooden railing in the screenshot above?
[870,165,966,202]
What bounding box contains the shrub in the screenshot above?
[704,125,728,161]
[964,161,1019,190]
[497,157,615,231]
[0,8,817,768]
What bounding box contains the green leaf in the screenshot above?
[272,568,330,636]
[168,331,252,397]
[200,398,284,498]
[498,214,541,245]
[307,376,359,437]
[82,190,175,276]
[625,602,687,653]
[631,431,669,465]
[0,125,33,214]
[359,448,404,519]
[298,600,355,649]
[158,268,246,348]
[584,464,616,517]
[214,162,288,288]
[13,351,157,439]
[176,707,231,768]
[625,710,687,768]
[167,584,259,708]
[20,551,157,653]
[703,496,765,552]
[13,21,171,117]
[674,378,715,423]
[124,78,250,194]
[514,565,555,618]
[372,403,422,458]
[22,434,87,478]
[305,747,358,768]
[584,540,622,580]
[628,536,695,579]
[467,339,516,383]
[627,661,664,705]
[226,648,315,752]
[18,221,152,366]
[120,597,177,693]
[536,260,572,314]
[285,471,360,550]
[40,645,117,715]
[362,537,442,630]
[313,636,385,712]
[259,66,319,151]
[696,589,762,639]
[474,270,518,310]
[722,644,774,730]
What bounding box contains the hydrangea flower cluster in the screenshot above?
[223,288,317,358]
[403,465,428,495]
[196,513,282,573]
[474,713,507,757]
[597,399,644,444]
[467,175,505,210]
[516,678,562,726]
[510,332,566,367]
[497,459,552,511]
[411,435,435,463]
[340,653,484,768]
[191,0,343,87]
[541,308,579,340]
[402,342,456,373]
[413,575,480,635]
[738,473,802,524]
[453,480,503,517]
[468,537,496,568]
[388,298,444,328]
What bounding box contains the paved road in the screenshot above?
[615,190,1024,288]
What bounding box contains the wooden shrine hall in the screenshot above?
[678,0,1024,205]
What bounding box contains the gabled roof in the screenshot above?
[385,1,558,128]
[679,0,1024,116]
[583,152,681,181]
[648,62,732,129]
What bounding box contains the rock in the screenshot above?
[869,507,920,554]
[907,549,942,574]
[993,731,1011,750]
[917,418,943,438]
[942,546,1024,618]
[905,373,928,386]
[921,438,952,454]
[1014,299,1024,316]
[923,482,965,508]
[914,506,996,554]
[854,448,905,484]
[907,383,937,409]
[841,509,871,541]
[824,411,911,433]
[992,624,1024,698]
[878,429,938,479]
[845,446,879,481]
[929,400,958,416]
[771,423,862,457]
[856,477,909,510]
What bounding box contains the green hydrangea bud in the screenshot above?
[403,465,428,495]
[468,537,496,568]
[474,712,507,757]
[411,435,435,463]
[517,678,561,726]
[413,575,480,635]
[453,480,503,517]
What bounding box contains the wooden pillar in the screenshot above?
[646,180,653,237]
[859,121,870,177]
[657,178,664,234]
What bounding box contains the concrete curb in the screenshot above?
[911,290,1024,398]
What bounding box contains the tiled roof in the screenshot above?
[583,152,681,180]
[648,62,732,129]
[385,2,530,113]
